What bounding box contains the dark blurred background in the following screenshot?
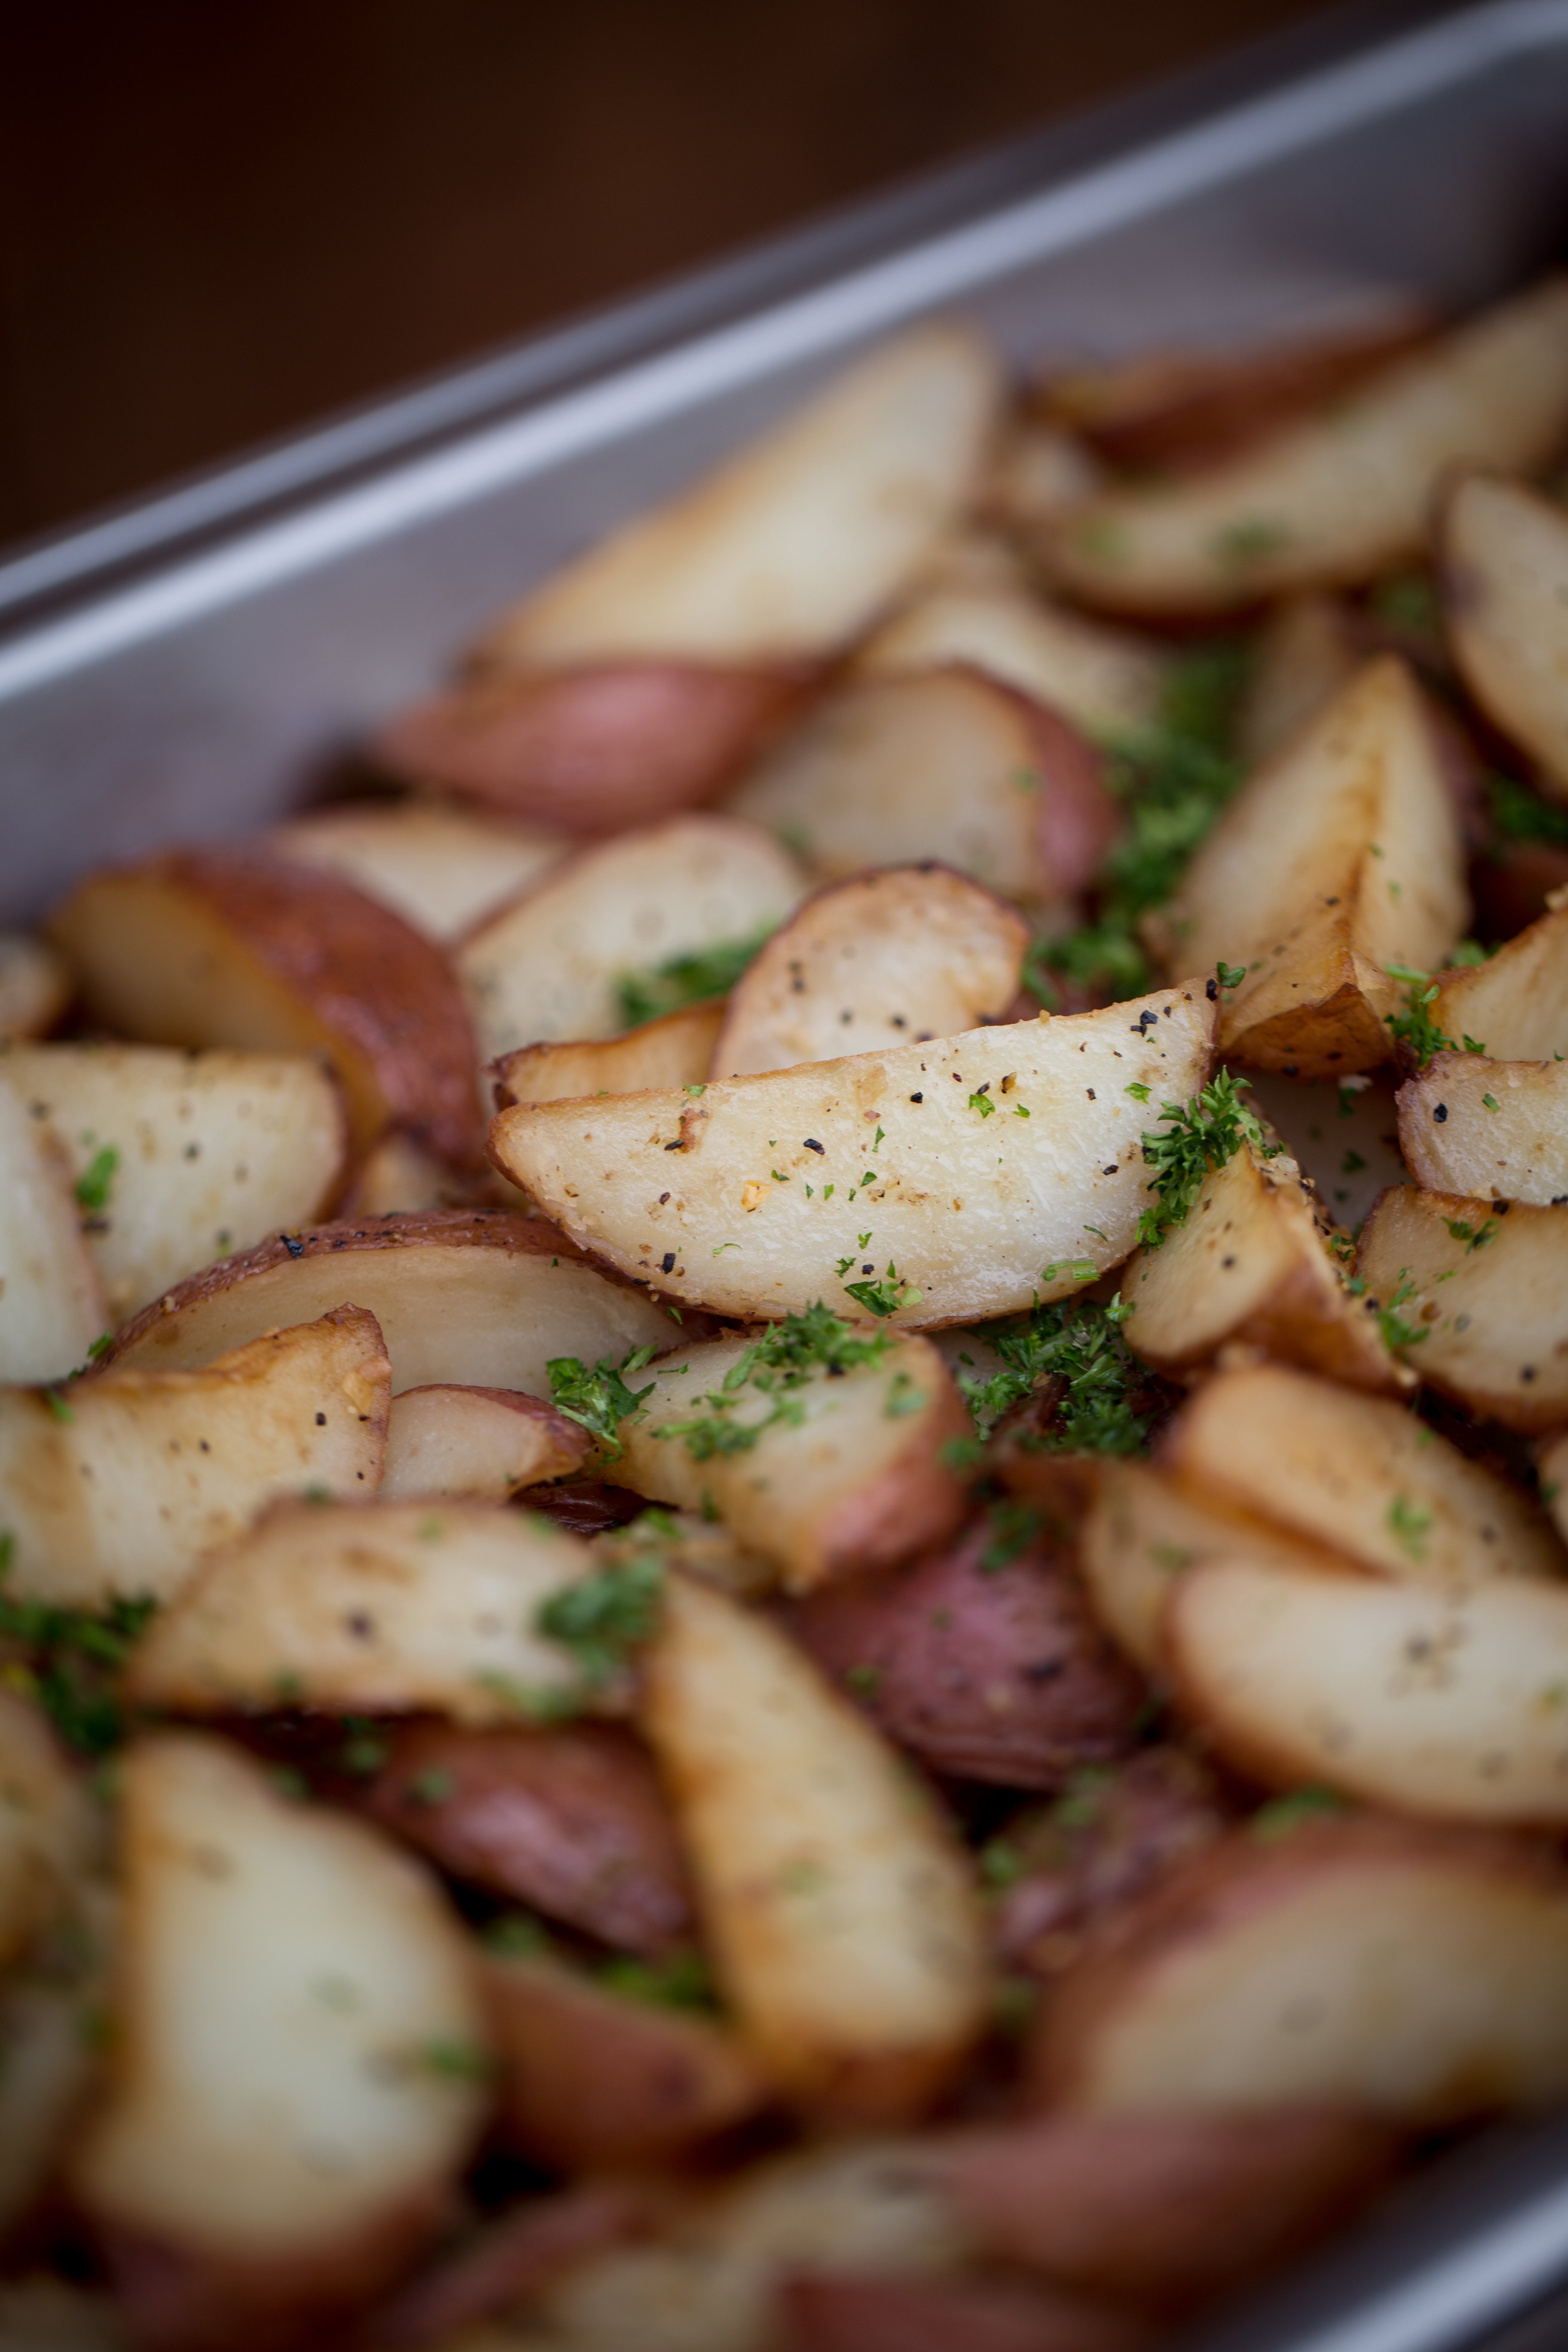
[0,0,1348,556]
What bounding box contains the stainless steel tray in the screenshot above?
[5,4,1568,2343]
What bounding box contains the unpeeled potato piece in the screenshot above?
[1032,1816,1568,2122]
[1396,1053,1568,1204]
[269,797,563,940]
[0,932,69,1041]
[1236,593,1360,768]
[51,848,483,1167]
[713,864,1029,1078]
[1157,658,1468,1075]
[490,1001,725,1109]
[1429,901,1568,1062]
[99,1210,679,1397]
[1358,1188,1568,1430]
[1441,472,1568,799]
[381,1384,588,1501]
[0,1074,106,1385]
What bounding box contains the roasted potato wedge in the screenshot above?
[351,1719,694,1952]
[730,668,1117,906]
[1397,1051,1568,1203]
[456,814,805,1061]
[51,849,482,1167]
[1031,1817,1568,2122]
[382,1384,588,1501]
[491,1001,726,1109]
[482,1950,769,2172]
[1358,1188,1568,1430]
[73,1735,490,2343]
[713,865,1029,1078]
[100,1211,678,1396]
[1428,901,1568,1062]
[641,1574,987,2120]
[1158,658,1468,1075]
[1160,1363,1564,1587]
[1237,593,1360,767]
[269,798,562,939]
[2,1045,347,1323]
[1168,1553,1568,1822]
[0,1694,95,1971]
[0,1075,106,1384]
[0,1306,389,1608]
[1441,472,1568,797]
[0,933,68,1041]
[475,324,1001,671]
[1118,1140,1403,1393]
[490,986,1215,1328]
[793,1511,1144,1788]
[1044,279,1568,613]
[123,1500,613,1725]
[607,1333,967,1594]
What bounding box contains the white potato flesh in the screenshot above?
[1039,1824,1568,2121]
[476,325,1002,670]
[0,1077,106,1384]
[1170,1556,1568,1822]
[0,1694,96,1971]
[491,1002,725,1108]
[346,1131,481,1217]
[381,1385,587,1501]
[102,1213,677,1398]
[125,1501,606,1724]
[1163,1363,1564,1587]
[1044,278,1568,612]
[1442,473,1568,797]
[270,799,563,941]
[1397,1054,1568,1204]
[0,934,68,1041]
[0,1307,390,1608]
[1237,593,1360,767]
[1119,1142,1401,1393]
[72,1735,489,2258]
[641,1574,986,2119]
[1161,658,1468,1075]
[457,815,804,1061]
[2,1045,347,1323]
[608,1334,966,1593]
[854,580,1166,742]
[1248,1068,1409,1233]
[713,867,1028,1078]
[1358,1188,1568,1431]
[1430,905,1568,1064]
[980,417,1104,535]
[490,987,1215,1329]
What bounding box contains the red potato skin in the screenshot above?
[808,1387,972,1589]
[481,1955,769,2173]
[364,2181,666,2350]
[388,1384,591,1490]
[793,1515,1145,1788]
[375,661,812,835]
[778,2273,1152,2352]
[524,1479,651,1536]
[349,1719,696,1955]
[1015,690,1121,902]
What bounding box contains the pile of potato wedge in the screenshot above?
[6,276,1568,2352]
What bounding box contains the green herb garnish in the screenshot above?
[74,1145,119,1215]
[598,1950,716,2012]
[616,926,775,1029]
[960,1294,1148,1455]
[537,1556,664,1687]
[1137,1068,1268,1247]
[657,1302,893,1461]
[1250,1787,1347,1843]
[546,1345,657,1464]
[0,1565,158,1756]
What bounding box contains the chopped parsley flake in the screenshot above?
[1387,1491,1432,1560]
[960,1294,1148,1455]
[546,1345,657,1463]
[74,1145,119,1214]
[1250,1786,1347,1843]
[537,1556,664,1687]
[0,1563,158,1755]
[1137,1068,1269,1247]
[658,1302,893,1462]
[615,927,775,1029]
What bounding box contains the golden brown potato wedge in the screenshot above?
[73,1735,490,2341]
[1044,279,1568,613]
[732,667,1117,909]
[481,1950,769,2173]
[1441,472,1568,798]
[0,1694,95,1972]
[641,1574,987,2121]
[0,1306,389,1609]
[476,325,1002,671]
[1160,1363,1563,1588]
[1032,1816,1568,2120]
[269,798,562,939]
[0,1076,106,1384]
[350,1719,694,1952]
[51,849,482,1166]
[1118,1140,1403,1393]
[1237,593,1361,768]
[2,1045,347,1324]
[607,1332,967,1594]
[123,1500,615,1725]
[1158,658,1468,1075]
[381,1384,588,1501]
[1168,1554,1568,1823]
[713,865,1029,1078]
[1358,1188,1568,1430]
[100,1211,678,1397]
[1397,1051,1568,1203]
[1428,901,1568,1062]
[456,814,805,1062]
[0,933,68,1041]
[490,986,1215,1328]
[491,1001,726,1109]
